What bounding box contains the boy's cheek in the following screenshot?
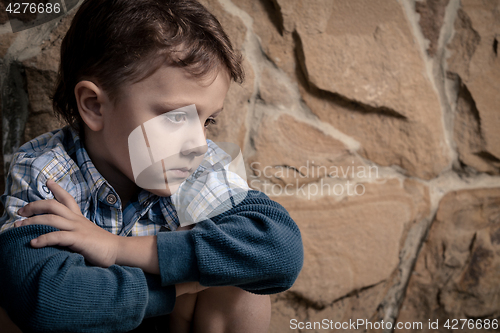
[127,112,207,191]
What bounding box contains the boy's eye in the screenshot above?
[204,118,217,128]
[165,112,187,123]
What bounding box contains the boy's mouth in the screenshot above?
[166,168,192,179]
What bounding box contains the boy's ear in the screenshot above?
[74,81,109,132]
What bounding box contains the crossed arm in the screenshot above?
[0,180,304,332]
[15,180,162,274]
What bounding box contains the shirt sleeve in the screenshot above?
[0,225,176,333]
[0,152,42,233]
[0,154,176,332]
[156,190,304,294]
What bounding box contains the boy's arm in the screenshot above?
[0,156,178,332]
[0,225,176,333]
[19,177,304,294]
[12,147,303,295]
[22,187,304,294]
[155,190,304,294]
[21,187,304,294]
[152,140,303,292]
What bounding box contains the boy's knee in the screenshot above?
[204,286,269,311]
[194,287,271,333]
[229,287,270,315]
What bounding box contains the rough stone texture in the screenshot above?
[300,89,446,181]
[2,2,38,26]
[236,0,452,180]
[24,65,58,113]
[200,0,251,151]
[416,0,451,57]
[0,2,8,25]
[232,0,298,77]
[23,112,64,144]
[294,0,428,116]
[0,31,17,58]
[19,11,73,142]
[1,12,74,181]
[453,80,500,174]
[249,113,364,187]
[2,60,30,171]
[259,66,295,109]
[308,281,389,333]
[1,0,500,331]
[448,0,500,174]
[199,0,247,51]
[274,179,430,306]
[271,280,388,333]
[206,58,253,150]
[397,188,500,332]
[293,0,449,180]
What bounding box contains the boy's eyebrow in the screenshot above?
[155,102,190,112]
[155,102,224,115]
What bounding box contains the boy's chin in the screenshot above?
[143,184,181,197]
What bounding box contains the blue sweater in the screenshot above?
[0,190,303,332]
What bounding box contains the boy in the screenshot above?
[0,0,303,332]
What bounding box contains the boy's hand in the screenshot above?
[15,179,120,268]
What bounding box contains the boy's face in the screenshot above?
[99,65,230,197]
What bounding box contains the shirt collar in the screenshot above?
[137,189,159,208]
[65,126,218,227]
[67,126,120,208]
[67,126,170,213]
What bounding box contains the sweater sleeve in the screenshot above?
[0,225,176,333]
[156,190,304,294]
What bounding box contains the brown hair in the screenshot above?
[52,0,244,132]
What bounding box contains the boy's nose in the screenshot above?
[181,144,208,156]
[180,123,208,156]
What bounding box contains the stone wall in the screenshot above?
[1,0,499,332]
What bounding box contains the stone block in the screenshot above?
[398,188,500,331]
[274,179,430,305]
[248,113,364,187]
[448,0,500,174]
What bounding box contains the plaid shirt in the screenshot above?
[0,126,248,236]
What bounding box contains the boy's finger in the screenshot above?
[46,179,82,214]
[18,199,74,220]
[31,231,76,249]
[18,214,75,231]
